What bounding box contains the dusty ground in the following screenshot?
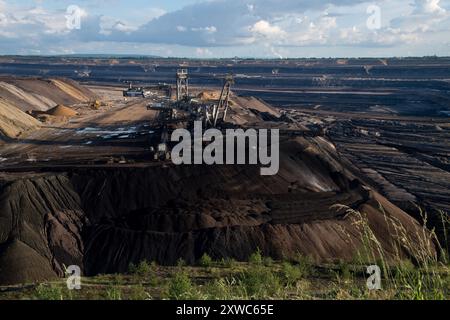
[0,82,443,290]
[284,108,450,213]
[0,86,159,168]
[1,259,448,300]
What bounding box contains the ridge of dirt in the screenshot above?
[45,105,79,117]
[0,98,41,138]
[0,77,97,112]
[0,136,433,284]
[0,81,55,111]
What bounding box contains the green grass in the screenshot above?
[1,257,446,300]
[282,262,304,286]
[1,205,449,301]
[128,260,153,277]
[34,284,64,300]
[199,254,213,268]
[249,249,263,265]
[166,271,195,300]
[105,286,122,300]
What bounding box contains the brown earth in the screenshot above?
[0,83,435,285]
[0,78,97,139]
[46,105,79,117]
[0,133,432,284]
[197,90,221,100]
[0,98,41,138]
[0,77,96,112]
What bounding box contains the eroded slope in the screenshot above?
[0,136,431,284]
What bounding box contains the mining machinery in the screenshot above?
[147,71,235,161]
[123,81,152,98]
[204,74,234,127]
[176,69,189,102]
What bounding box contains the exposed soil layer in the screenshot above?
[0,77,97,140]
[0,76,440,286]
[0,77,96,112]
[328,119,450,214]
[2,57,450,116]
[45,105,79,117]
[284,108,450,250]
[0,136,430,284]
[0,98,41,138]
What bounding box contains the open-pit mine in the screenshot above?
[0,57,448,299]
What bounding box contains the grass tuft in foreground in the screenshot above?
[1,205,448,300]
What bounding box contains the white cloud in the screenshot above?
[0,0,449,57]
[291,16,338,45]
[414,0,446,14]
[191,26,217,34]
[100,16,137,35]
[388,0,450,41]
[0,12,7,27]
[250,20,286,38]
[196,47,213,56]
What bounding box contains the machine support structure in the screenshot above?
[176,69,189,102]
[213,74,234,127]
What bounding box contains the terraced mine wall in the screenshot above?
[2,59,450,116]
[0,161,431,285]
[0,164,342,282]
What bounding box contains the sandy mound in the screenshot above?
[0,99,41,138]
[46,105,79,117]
[0,240,58,285]
[0,77,97,112]
[0,174,84,284]
[0,81,55,111]
[234,96,281,117]
[0,133,434,283]
[50,79,93,102]
[197,91,221,100]
[224,96,283,125]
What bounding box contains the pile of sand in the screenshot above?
[50,79,93,102]
[231,96,281,124]
[0,81,55,111]
[0,99,41,138]
[0,121,436,283]
[0,77,97,112]
[197,91,221,100]
[46,104,79,117]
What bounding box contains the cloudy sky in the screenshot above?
[0,0,449,57]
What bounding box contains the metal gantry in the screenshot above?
[176,69,189,102]
[147,71,236,161]
[212,74,234,127]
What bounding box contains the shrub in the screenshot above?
[129,260,152,277]
[204,278,237,300]
[249,249,263,265]
[176,258,186,267]
[34,284,63,300]
[282,262,303,286]
[294,254,314,277]
[220,257,237,269]
[136,261,152,276]
[167,272,193,300]
[199,254,213,268]
[106,286,122,300]
[128,284,150,300]
[240,266,281,299]
[128,263,137,274]
[263,256,274,267]
[337,260,352,281]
